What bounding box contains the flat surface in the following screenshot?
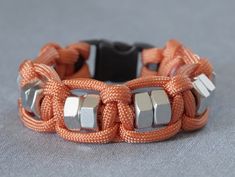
[0,0,234,177]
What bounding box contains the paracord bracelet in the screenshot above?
[17,39,216,143]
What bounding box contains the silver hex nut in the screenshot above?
[197,73,216,105]
[193,73,216,115]
[80,94,100,130]
[211,72,216,86]
[64,96,84,131]
[134,92,154,129]
[21,80,43,119]
[150,89,171,125]
[196,73,216,93]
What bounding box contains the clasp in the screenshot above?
[84,39,153,82]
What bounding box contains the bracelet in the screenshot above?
[17,39,216,143]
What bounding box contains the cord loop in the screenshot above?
[164,75,193,97]
[44,79,70,101]
[19,60,38,87]
[100,85,132,104]
[100,84,134,131]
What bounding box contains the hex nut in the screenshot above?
[80,94,100,130]
[21,80,43,119]
[134,92,154,129]
[150,89,171,125]
[193,73,216,115]
[64,96,84,131]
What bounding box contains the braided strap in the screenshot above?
[18,39,214,143]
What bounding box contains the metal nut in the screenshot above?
[211,72,216,86]
[193,73,216,115]
[196,73,216,92]
[80,94,100,130]
[64,96,84,131]
[150,89,171,125]
[134,92,153,129]
[21,80,43,119]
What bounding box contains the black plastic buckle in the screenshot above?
[85,39,153,82]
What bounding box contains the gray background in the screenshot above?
[0,0,234,177]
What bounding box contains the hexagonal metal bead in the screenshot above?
[21,83,33,111]
[80,94,100,130]
[199,73,216,101]
[193,73,216,115]
[211,72,216,86]
[21,80,43,119]
[193,79,210,115]
[196,74,216,93]
[64,96,84,131]
[150,89,171,125]
[17,75,21,89]
[134,92,154,129]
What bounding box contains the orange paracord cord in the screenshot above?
[18,40,213,143]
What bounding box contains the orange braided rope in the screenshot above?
[18,39,213,143]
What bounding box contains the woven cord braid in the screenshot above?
[119,75,189,143]
[18,39,214,143]
[141,40,213,134]
[18,61,62,132]
[101,85,133,131]
[55,79,119,143]
[18,42,91,132]
[35,42,91,79]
